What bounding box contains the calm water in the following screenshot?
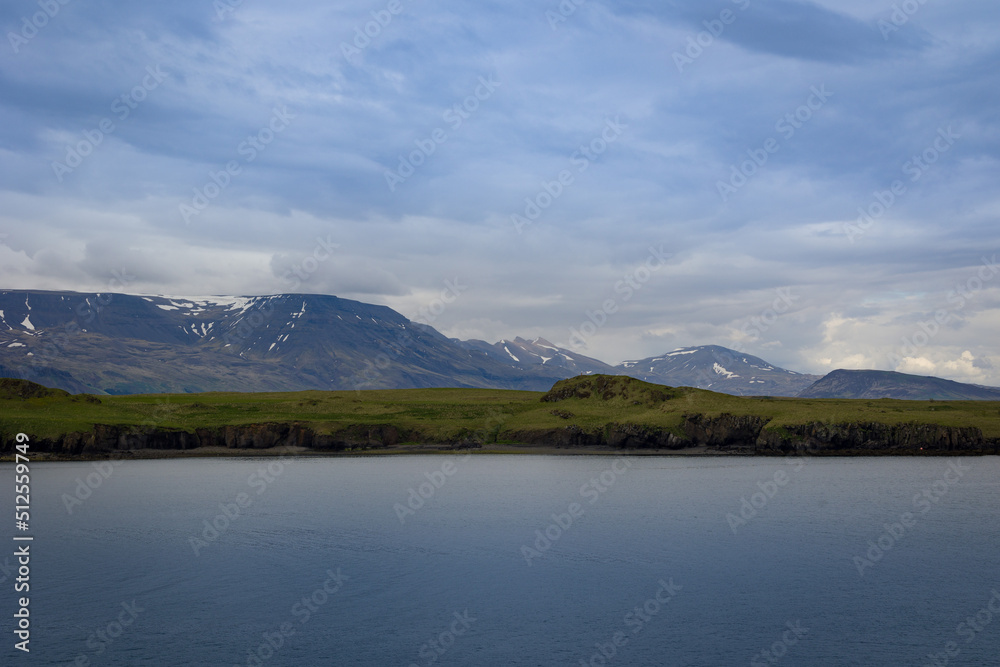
[3,455,999,666]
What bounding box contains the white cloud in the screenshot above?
[0,0,999,385]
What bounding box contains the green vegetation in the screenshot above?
[2,375,1000,445]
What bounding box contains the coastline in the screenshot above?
[6,442,997,463]
[4,376,999,461]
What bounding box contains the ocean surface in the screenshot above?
[3,454,1000,666]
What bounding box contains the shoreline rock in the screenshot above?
[8,414,998,460]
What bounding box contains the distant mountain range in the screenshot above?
[1,289,998,401]
[0,291,558,394]
[456,336,617,377]
[798,369,1000,401]
[620,344,822,397]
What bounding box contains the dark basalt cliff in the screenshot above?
[5,375,998,458]
[509,414,997,455]
[17,414,998,458]
[21,422,407,457]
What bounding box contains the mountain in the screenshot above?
[616,345,822,396]
[0,290,559,394]
[4,290,999,400]
[797,369,1000,401]
[455,336,617,380]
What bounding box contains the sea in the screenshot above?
[3,454,999,666]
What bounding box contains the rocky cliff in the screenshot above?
[15,413,998,458]
[5,375,998,458]
[507,414,998,455]
[21,422,408,457]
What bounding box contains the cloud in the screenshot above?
[897,350,996,384]
[613,0,925,63]
[1,0,999,384]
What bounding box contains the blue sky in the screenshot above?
[1,0,999,383]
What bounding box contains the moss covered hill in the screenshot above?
[1,375,999,458]
[0,378,71,400]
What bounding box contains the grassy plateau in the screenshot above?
[2,376,1000,457]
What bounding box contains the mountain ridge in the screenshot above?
[0,290,557,393]
[797,369,1000,401]
[1,289,998,400]
[618,344,822,397]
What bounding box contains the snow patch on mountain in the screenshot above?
[713,363,738,379]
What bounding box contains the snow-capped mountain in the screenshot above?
[455,336,616,378]
[3,291,815,396]
[0,290,560,394]
[616,345,821,396]
[9,290,994,400]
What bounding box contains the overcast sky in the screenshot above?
[1,0,999,383]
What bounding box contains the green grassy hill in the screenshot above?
[2,376,999,457]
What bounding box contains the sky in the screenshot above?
[1,0,999,384]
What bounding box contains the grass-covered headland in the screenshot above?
[2,375,999,459]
